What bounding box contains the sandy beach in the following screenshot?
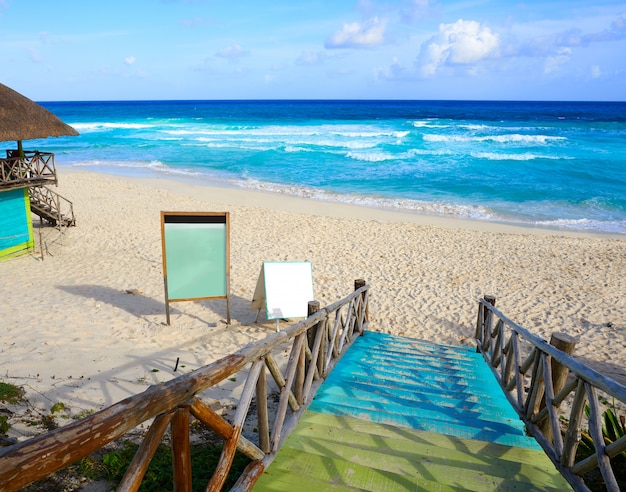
[2,169,626,440]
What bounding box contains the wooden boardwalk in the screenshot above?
[253,331,572,491]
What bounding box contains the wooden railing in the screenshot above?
[0,151,57,190]
[29,185,76,227]
[475,296,626,492]
[0,280,369,491]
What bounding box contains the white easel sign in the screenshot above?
[251,261,314,329]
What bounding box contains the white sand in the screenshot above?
[2,170,626,439]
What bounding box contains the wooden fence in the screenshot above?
[475,295,626,492]
[0,151,57,190]
[0,280,369,492]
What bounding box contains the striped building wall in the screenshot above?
[0,187,34,259]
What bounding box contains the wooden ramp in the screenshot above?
[253,331,571,491]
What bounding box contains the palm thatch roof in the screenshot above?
[0,83,78,142]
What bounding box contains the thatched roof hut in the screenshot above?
[0,83,78,259]
[0,83,78,143]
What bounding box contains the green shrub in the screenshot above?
[577,404,626,491]
[80,439,251,491]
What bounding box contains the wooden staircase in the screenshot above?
[29,186,76,227]
[253,332,572,491]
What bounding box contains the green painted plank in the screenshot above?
[253,469,364,492]
[307,400,538,449]
[257,447,459,492]
[255,412,570,491]
[287,412,569,489]
[310,394,525,435]
[261,445,565,492]
[298,412,554,468]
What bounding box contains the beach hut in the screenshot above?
[0,83,78,259]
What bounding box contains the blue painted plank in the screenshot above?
[311,332,539,449]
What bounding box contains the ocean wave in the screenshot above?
[66,160,626,234]
[161,125,403,138]
[532,218,626,234]
[234,178,495,220]
[423,134,566,145]
[346,148,451,162]
[71,159,169,170]
[412,120,449,129]
[284,146,314,153]
[71,122,155,131]
[191,136,379,151]
[471,152,572,161]
[346,151,397,162]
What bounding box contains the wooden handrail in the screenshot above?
[0,281,369,491]
[0,151,58,189]
[475,296,626,492]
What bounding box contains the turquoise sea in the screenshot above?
[16,100,626,234]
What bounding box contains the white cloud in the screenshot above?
[417,19,500,77]
[125,56,136,65]
[400,0,437,23]
[544,47,571,74]
[591,65,601,79]
[375,57,408,81]
[28,47,42,63]
[583,15,626,43]
[325,17,388,49]
[216,44,249,59]
[295,51,326,66]
[180,17,213,28]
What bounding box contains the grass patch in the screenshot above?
[0,381,24,404]
[25,439,251,491]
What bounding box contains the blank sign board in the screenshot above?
[252,262,314,320]
[161,212,230,324]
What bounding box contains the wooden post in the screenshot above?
[307,301,320,350]
[256,365,270,453]
[549,332,577,393]
[39,216,44,261]
[295,340,305,405]
[171,405,192,492]
[307,301,321,376]
[354,279,367,323]
[539,332,577,441]
[478,295,496,352]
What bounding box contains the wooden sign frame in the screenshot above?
[161,211,230,325]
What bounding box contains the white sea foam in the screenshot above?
[233,178,495,220]
[533,218,626,234]
[346,151,397,162]
[471,152,571,161]
[71,122,155,131]
[412,120,449,129]
[72,159,168,170]
[423,134,566,145]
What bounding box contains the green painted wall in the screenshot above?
[0,188,34,259]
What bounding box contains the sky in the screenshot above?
[0,0,625,101]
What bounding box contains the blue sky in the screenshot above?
[1,0,624,101]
